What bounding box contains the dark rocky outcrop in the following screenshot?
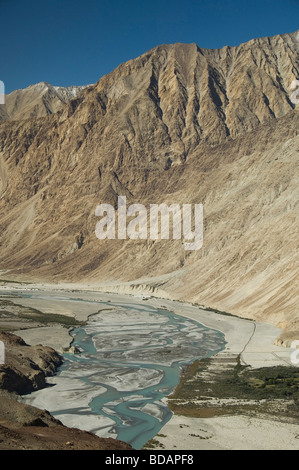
[0,331,62,394]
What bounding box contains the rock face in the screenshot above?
[0,31,298,329]
[0,106,8,122]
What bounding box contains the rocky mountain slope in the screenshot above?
[0,31,298,331]
[0,82,91,121]
[0,106,8,122]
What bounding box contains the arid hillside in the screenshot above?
[0,31,298,330]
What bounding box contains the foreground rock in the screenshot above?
[0,331,62,393]
[0,396,132,450]
[0,332,133,450]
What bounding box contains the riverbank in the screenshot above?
[0,282,297,450]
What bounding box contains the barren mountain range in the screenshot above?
[0,31,298,332]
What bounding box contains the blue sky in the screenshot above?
[1,0,298,93]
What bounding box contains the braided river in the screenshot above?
[22,297,225,449]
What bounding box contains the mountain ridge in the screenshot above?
[0,30,298,331]
[0,82,92,122]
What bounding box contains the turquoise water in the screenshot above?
[54,302,225,449]
[12,292,225,449]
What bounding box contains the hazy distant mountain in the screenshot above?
[0,31,298,331]
[1,82,91,121]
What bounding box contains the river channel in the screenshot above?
[21,296,225,449]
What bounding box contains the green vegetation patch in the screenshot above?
[0,279,30,285]
[193,303,253,321]
[0,298,84,328]
[143,438,166,449]
[167,356,299,421]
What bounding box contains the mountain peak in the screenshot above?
[1,82,93,121]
